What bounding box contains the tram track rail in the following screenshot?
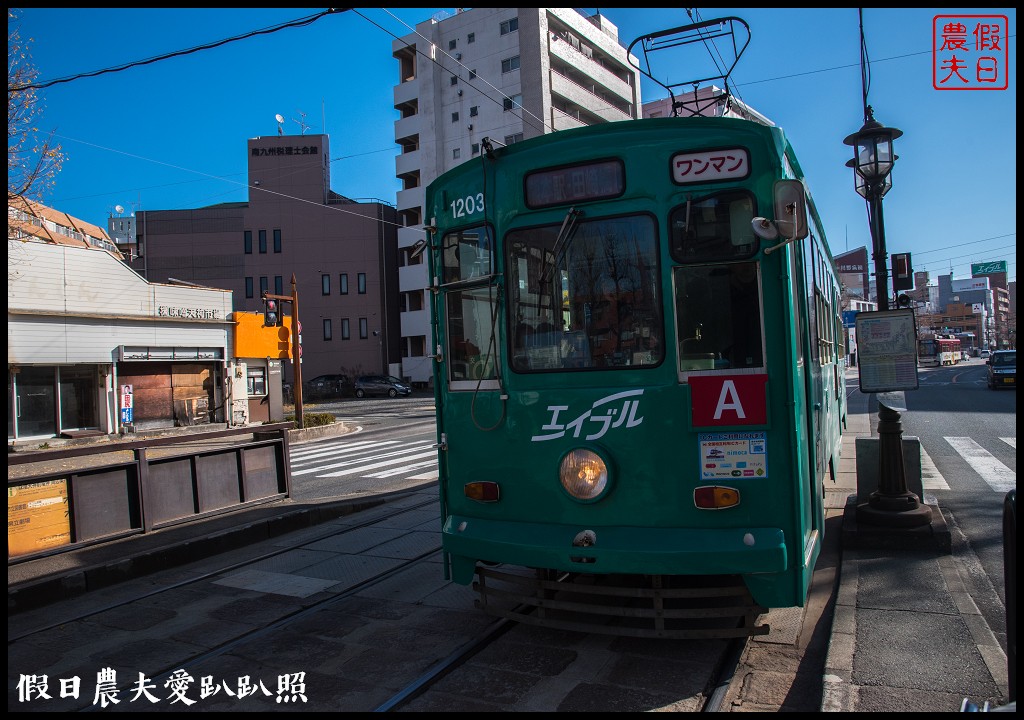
[80,543,445,711]
[8,496,439,644]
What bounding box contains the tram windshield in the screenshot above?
[507,214,662,371]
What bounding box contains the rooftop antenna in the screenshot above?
[293,110,310,136]
[275,113,285,136]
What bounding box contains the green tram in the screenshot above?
[422,116,847,635]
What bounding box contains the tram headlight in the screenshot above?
[559,448,609,501]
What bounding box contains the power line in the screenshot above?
[10,9,350,92]
[912,233,1016,257]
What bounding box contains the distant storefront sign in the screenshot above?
[119,346,224,361]
[157,306,220,320]
[971,260,1007,275]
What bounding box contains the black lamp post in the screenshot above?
[844,106,931,528]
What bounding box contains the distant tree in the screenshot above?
[8,9,64,226]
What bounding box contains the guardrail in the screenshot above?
[8,424,293,564]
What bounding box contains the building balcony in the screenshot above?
[548,36,634,107]
[394,115,420,142]
[550,71,633,123]
[393,80,418,108]
[552,110,587,132]
[398,225,423,250]
[396,186,425,213]
[399,261,428,292]
[395,148,421,177]
[400,308,430,337]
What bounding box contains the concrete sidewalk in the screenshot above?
[820,368,1010,711]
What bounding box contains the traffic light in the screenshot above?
[892,252,913,291]
[264,298,279,327]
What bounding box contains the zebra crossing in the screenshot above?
[920,437,1016,493]
[289,437,439,482]
[288,434,1015,492]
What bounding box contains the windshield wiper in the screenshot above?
[541,207,583,284]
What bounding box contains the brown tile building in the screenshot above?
[131,133,400,387]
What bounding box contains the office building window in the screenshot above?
[260,276,268,295]
[359,317,368,339]
[504,133,524,145]
[501,55,520,73]
[323,318,333,341]
[245,277,254,298]
[340,273,349,295]
[448,39,457,50]
[472,143,480,156]
[322,274,330,295]
[451,112,459,123]
[341,318,350,340]
[259,230,267,253]
[500,17,518,35]
[273,229,281,253]
[450,75,458,86]
[503,94,522,111]
[357,273,366,294]
[244,231,252,254]
[274,275,283,295]
[467,32,475,44]
[453,148,461,160]
[469,69,477,79]
[470,106,478,117]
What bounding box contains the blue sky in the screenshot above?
[13,7,1017,284]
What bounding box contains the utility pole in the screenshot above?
[262,273,303,428]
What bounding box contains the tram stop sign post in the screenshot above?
[853,308,931,528]
[854,309,919,393]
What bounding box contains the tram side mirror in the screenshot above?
[773,180,808,241]
[409,237,429,260]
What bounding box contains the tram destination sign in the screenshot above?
[855,309,919,393]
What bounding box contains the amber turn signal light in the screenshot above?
[464,481,500,502]
[693,485,740,509]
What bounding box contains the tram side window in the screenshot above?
[675,262,763,372]
[446,287,498,382]
[442,225,492,284]
[669,190,757,263]
[507,214,662,372]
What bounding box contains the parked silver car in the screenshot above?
[354,375,411,398]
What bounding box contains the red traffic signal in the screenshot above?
[264,298,280,327]
[892,253,913,291]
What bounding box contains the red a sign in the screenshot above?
[689,374,768,426]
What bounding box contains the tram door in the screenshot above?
[793,241,818,537]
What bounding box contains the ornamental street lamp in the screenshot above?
[843,105,901,311]
[844,106,931,529]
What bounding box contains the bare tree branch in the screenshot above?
[8,9,65,234]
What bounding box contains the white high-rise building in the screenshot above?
[391,8,641,385]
